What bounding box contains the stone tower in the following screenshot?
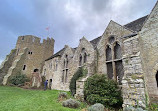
[0,35,54,85]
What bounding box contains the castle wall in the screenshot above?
[140,3,158,103]
[0,49,16,84]
[15,35,54,77]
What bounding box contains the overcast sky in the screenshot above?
[0,0,157,64]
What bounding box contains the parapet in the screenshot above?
[16,35,55,47]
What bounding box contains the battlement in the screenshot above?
[16,35,55,47]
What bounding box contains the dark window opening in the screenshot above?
[84,53,87,63]
[106,62,113,79]
[109,36,115,44]
[23,65,26,70]
[156,72,158,87]
[115,60,124,85]
[65,69,68,83]
[31,52,32,54]
[49,79,52,89]
[106,45,112,61]
[114,42,122,59]
[79,55,82,66]
[28,51,30,54]
[66,60,68,68]
[34,69,39,72]
[62,70,65,82]
[64,60,66,69]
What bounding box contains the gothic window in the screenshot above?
[114,42,122,59]
[156,71,158,87]
[105,36,124,84]
[54,59,58,71]
[79,48,87,66]
[106,45,112,61]
[109,36,115,44]
[79,54,82,66]
[62,70,64,83]
[107,62,113,79]
[84,53,87,63]
[62,55,69,83]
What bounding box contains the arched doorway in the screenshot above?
[156,71,158,87]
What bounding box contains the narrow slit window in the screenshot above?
[23,65,26,70]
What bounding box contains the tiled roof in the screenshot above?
[124,15,148,32]
[45,47,66,61]
[90,36,102,48]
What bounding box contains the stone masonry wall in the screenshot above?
[122,35,146,108]
[139,2,158,103]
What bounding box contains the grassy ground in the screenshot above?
[0,86,85,111]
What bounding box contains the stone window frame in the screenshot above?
[79,48,88,67]
[54,59,58,71]
[105,36,124,84]
[62,54,69,83]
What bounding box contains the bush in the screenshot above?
[9,74,29,86]
[62,98,80,108]
[88,103,105,111]
[84,74,123,108]
[69,67,87,96]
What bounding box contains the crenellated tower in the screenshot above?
[0,35,54,85]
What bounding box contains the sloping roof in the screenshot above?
[45,47,66,61]
[90,36,102,48]
[124,15,148,32]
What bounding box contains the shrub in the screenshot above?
[148,103,158,111]
[9,73,29,86]
[84,74,123,108]
[62,98,80,108]
[69,67,87,96]
[88,103,105,111]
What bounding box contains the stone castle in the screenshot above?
[1,1,158,108]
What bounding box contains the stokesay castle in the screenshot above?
[1,1,158,109]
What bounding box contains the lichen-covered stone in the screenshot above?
[88,103,105,111]
[62,98,80,108]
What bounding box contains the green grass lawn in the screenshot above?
[0,86,85,111]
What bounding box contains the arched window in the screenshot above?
[79,55,82,66]
[156,71,158,87]
[114,42,122,59]
[64,60,66,69]
[62,55,69,83]
[84,53,87,63]
[106,45,112,61]
[105,36,124,84]
[34,69,39,72]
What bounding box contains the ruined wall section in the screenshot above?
[3,48,28,85]
[139,2,158,103]
[0,49,16,84]
[16,35,54,77]
[122,35,146,108]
